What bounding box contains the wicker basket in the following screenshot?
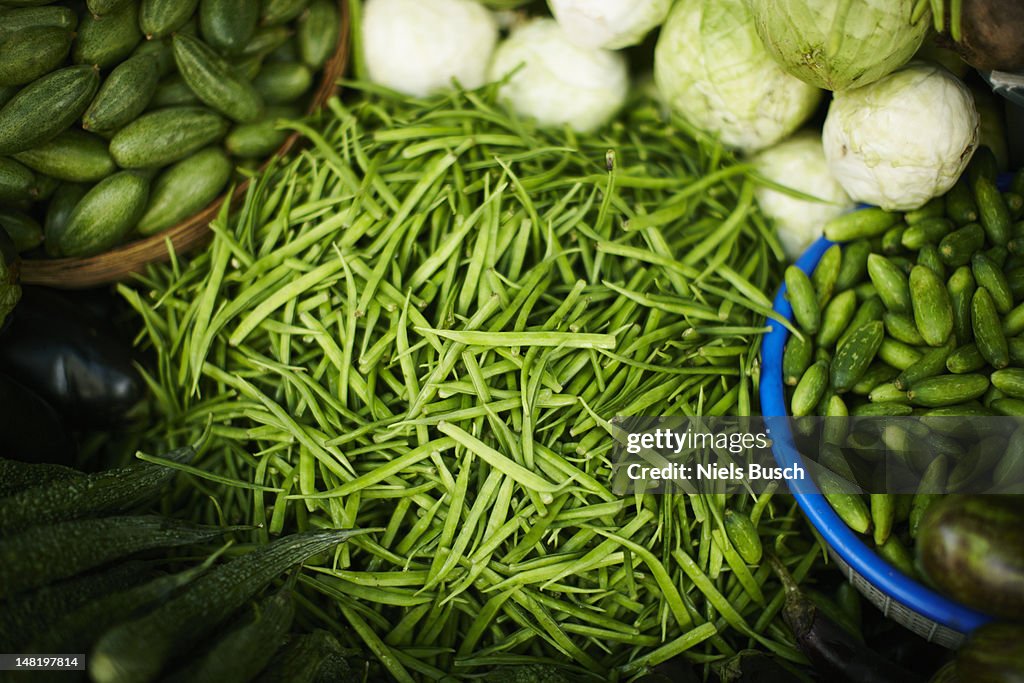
[20,0,351,289]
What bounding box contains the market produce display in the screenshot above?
[0,0,340,258]
[1,0,1023,681]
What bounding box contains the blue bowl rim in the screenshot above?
[760,239,993,634]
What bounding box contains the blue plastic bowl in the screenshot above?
[760,237,993,647]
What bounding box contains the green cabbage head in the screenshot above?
[654,0,821,153]
[750,0,930,92]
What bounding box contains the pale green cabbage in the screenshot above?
[489,19,629,132]
[822,62,979,211]
[547,0,672,50]
[750,0,930,92]
[755,131,854,261]
[653,0,821,153]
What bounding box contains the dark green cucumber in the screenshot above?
[0,561,157,651]
[948,266,976,347]
[992,398,1024,417]
[0,6,77,40]
[137,147,232,235]
[879,225,904,255]
[945,176,978,225]
[901,217,952,250]
[877,338,923,370]
[792,360,828,417]
[0,516,236,599]
[783,333,813,387]
[139,0,199,38]
[818,470,870,533]
[785,266,819,335]
[0,445,194,535]
[0,157,35,201]
[990,368,1024,399]
[909,265,953,347]
[0,208,42,252]
[894,340,954,390]
[200,0,260,54]
[83,54,161,135]
[0,25,73,87]
[297,0,338,68]
[818,289,857,349]
[973,288,1009,369]
[89,528,371,683]
[1006,301,1024,337]
[109,106,229,168]
[252,61,312,104]
[823,208,899,242]
[73,2,141,69]
[975,176,1011,246]
[835,239,870,292]
[946,344,986,374]
[0,65,100,156]
[851,402,913,416]
[26,558,213,655]
[955,622,1024,683]
[812,243,842,306]
[44,182,89,257]
[173,34,265,123]
[261,0,310,26]
[57,170,151,257]
[14,129,116,182]
[163,588,295,683]
[830,320,884,393]
[906,374,990,407]
[867,254,911,314]
[917,496,1024,620]
[938,222,985,268]
[972,252,1013,314]
[0,457,83,498]
[867,382,908,403]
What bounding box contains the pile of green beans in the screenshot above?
[123,83,817,680]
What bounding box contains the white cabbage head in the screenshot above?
[822,62,979,211]
[653,0,822,153]
[488,19,629,132]
[754,131,855,261]
[362,0,498,97]
[750,0,930,92]
[547,0,673,50]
